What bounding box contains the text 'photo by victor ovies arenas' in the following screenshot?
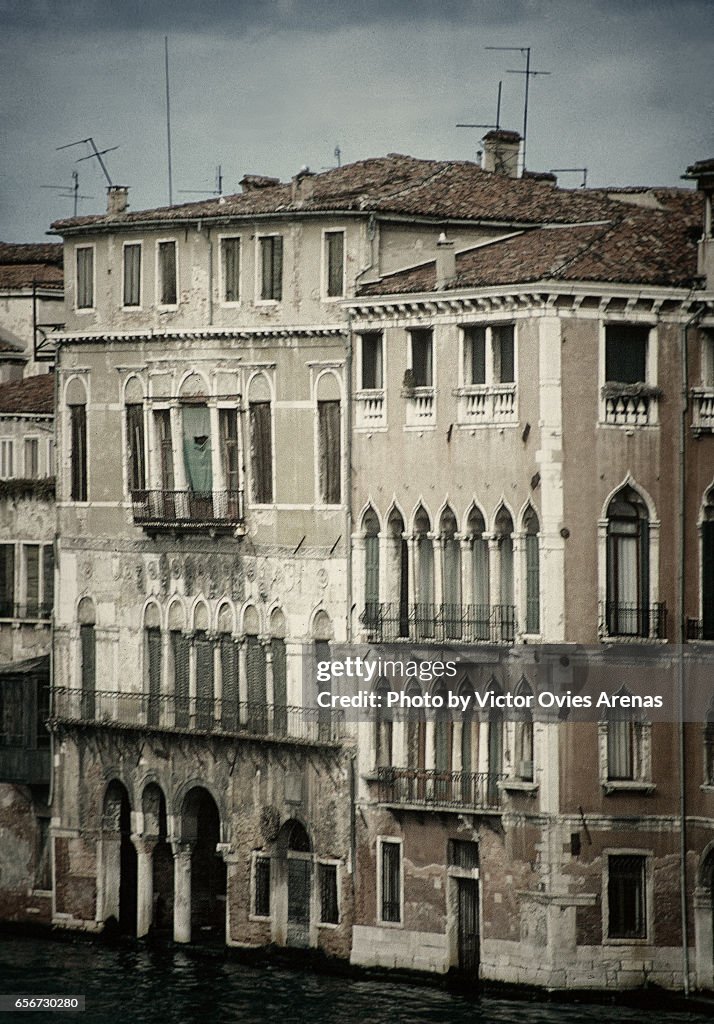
[0,1,714,1021]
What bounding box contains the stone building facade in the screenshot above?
[42,143,714,991]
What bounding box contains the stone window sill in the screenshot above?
[500,780,538,794]
[602,780,656,794]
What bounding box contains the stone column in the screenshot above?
[133,835,157,938]
[100,833,121,923]
[172,841,193,943]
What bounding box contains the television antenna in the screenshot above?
[550,167,588,188]
[485,46,551,171]
[456,80,503,134]
[57,137,118,186]
[179,165,224,197]
[41,171,93,217]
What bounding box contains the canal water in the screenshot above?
[1,935,712,1024]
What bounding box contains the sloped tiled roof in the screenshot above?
[0,242,63,290]
[0,374,54,415]
[52,154,631,232]
[358,197,703,295]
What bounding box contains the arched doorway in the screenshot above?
[275,819,313,949]
[101,780,137,935]
[180,787,226,942]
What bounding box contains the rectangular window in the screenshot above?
[76,247,94,309]
[464,326,486,385]
[318,400,341,504]
[220,408,240,494]
[221,237,241,303]
[42,544,54,614]
[325,231,345,298]
[448,839,479,870]
[0,439,14,478]
[319,863,339,924]
[24,545,39,617]
[607,718,634,780]
[154,410,175,492]
[126,404,146,492]
[172,630,190,728]
[158,241,178,306]
[410,329,433,387]
[259,236,283,301]
[0,544,15,617]
[24,438,39,479]
[605,325,648,384]
[493,325,515,383]
[361,333,383,389]
[254,855,271,917]
[249,402,273,504]
[608,854,646,939]
[380,840,401,923]
[123,243,142,307]
[69,405,87,501]
[146,627,162,727]
[80,624,96,692]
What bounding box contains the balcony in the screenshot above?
[692,388,714,433]
[602,384,659,426]
[361,602,517,644]
[404,387,435,427]
[455,384,517,425]
[376,766,505,811]
[51,687,344,746]
[599,601,667,641]
[355,389,386,429]
[131,488,244,532]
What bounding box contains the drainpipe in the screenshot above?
[679,301,705,997]
[345,309,354,642]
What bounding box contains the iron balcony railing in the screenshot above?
[51,688,344,745]
[361,602,517,644]
[130,489,244,529]
[376,766,506,810]
[599,601,667,640]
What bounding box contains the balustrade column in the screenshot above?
[172,841,193,943]
[133,835,157,938]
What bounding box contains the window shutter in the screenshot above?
[246,636,267,733]
[219,408,240,493]
[81,624,96,695]
[249,402,273,504]
[318,400,341,504]
[42,545,54,614]
[496,326,515,383]
[123,245,141,307]
[272,236,283,301]
[0,544,15,615]
[126,404,146,492]
[271,638,287,735]
[154,410,175,492]
[319,863,339,923]
[525,532,540,633]
[172,631,190,728]
[147,627,162,726]
[364,535,380,613]
[326,232,344,297]
[222,238,240,302]
[70,405,87,501]
[159,242,177,305]
[25,546,39,615]
[220,636,239,731]
[703,522,714,639]
[468,327,486,385]
[381,842,401,923]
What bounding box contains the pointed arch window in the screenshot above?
[440,507,461,639]
[606,486,651,638]
[363,507,380,630]
[523,507,540,634]
[414,506,434,638]
[374,677,393,769]
[495,508,515,642]
[514,679,534,781]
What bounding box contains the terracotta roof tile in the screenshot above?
[0,374,54,414]
[0,263,63,289]
[0,242,62,265]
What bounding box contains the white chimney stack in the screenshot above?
[436,232,456,289]
[107,185,129,215]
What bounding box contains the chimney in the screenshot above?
[683,157,714,288]
[481,129,521,179]
[240,174,280,192]
[291,166,315,203]
[106,185,129,216]
[436,232,456,289]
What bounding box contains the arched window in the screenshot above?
[405,682,426,801]
[414,505,434,638]
[179,375,212,517]
[78,597,95,719]
[218,605,238,733]
[702,489,714,641]
[270,608,288,737]
[387,507,408,639]
[495,507,515,641]
[440,506,461,639]
[244,606,267,734]
[514,679,534,781]
[125,377,146,496]
[168,601,189,729]
[606,693,634,781]
[313,610,332,741]
[467,506,490,640]
[66,377,87,502]
[363,506,380,630]
[433,680,453,801]
[194,603,214,732]
[459,680,477,804]
[523,506,540,634]
[248,373,273,505]
[606,486,651,638]
[144,603,162,727]
[374,677,393,769]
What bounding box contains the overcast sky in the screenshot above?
[1,0,712,242]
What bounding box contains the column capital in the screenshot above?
[171,840,194,861]
[131,834,158,856]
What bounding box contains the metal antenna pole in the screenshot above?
[165,36,174,206]
[72,171,79,216]
[550,167,588,188]
[486,46,550,172]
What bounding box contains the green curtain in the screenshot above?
[182,406,213,492]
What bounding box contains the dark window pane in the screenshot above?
[254,856,271,917]
[0,545,15,616]
[158,241,177,305]
[326,231,344,297]
[70,405,87,501]
[123,244,141,307]
[381,841,401,923]
[494,325,514,383]
[126,404,146,492]
[42,545,54,614]
[222,237,241,302]
[605,325,648,384]
[25,546,39,616]
[448,839,479,869]
[319,863,339,923]
[608,854,646,938]
[76,248,94,309]
[466,326,486,385]
[260,236,283,301]
[410,330,433,387]
[361,333,383,389]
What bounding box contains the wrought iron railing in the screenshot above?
[376,766,506,810]
[361,602,517,644]
[130,489,244,528]
[51,688,344,744]
[599,601,667,640]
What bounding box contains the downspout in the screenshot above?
[679,301,705,997]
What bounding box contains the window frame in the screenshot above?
[68,402,88,503]
[598,712,654,794]
[74,244,95,312]
[219,234,242,306]
[251,852,272,920]
[317,859,341,927]
[0,438,14,479]
[156,238,179,309]
[603,850,651,944]
[256,233,283,304]
[23,436,40,479]
[408,328,434,389]
[377,837,403,927]
[599,320,658,426]
[322,228,346,300]
[122,241,143,310]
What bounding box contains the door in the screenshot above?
[287,856,312,948]
[457,877,480,975]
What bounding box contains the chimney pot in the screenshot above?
[436,234,456,290]
[106,185,129,216]
[481,129,521,179]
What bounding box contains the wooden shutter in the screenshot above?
[271,638,287,736]
[123,244,141,307]
[364,534,380,612]
[25,546,39,615]
[70,405,87,501]
[381,842,401,923]
[42,545,54,614]
[468,327,486,385]
[271,237,283,300]
[172,631,189,728]
[159,242,177,305]
[246,636,267,732]
[222,237,240,302]
[249,402,272,504]
[525,532,540,633]
[219,408,240,493]
[147,627,162,726]
[126,404,146,492]
[318,400,341,504]
[703,522,714,640]
[496,325,515,383]
[326,232,344,297]
[195,632,215,730]
[0,544,15,615]
[154,410,175,492]
[220,637,239,731]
